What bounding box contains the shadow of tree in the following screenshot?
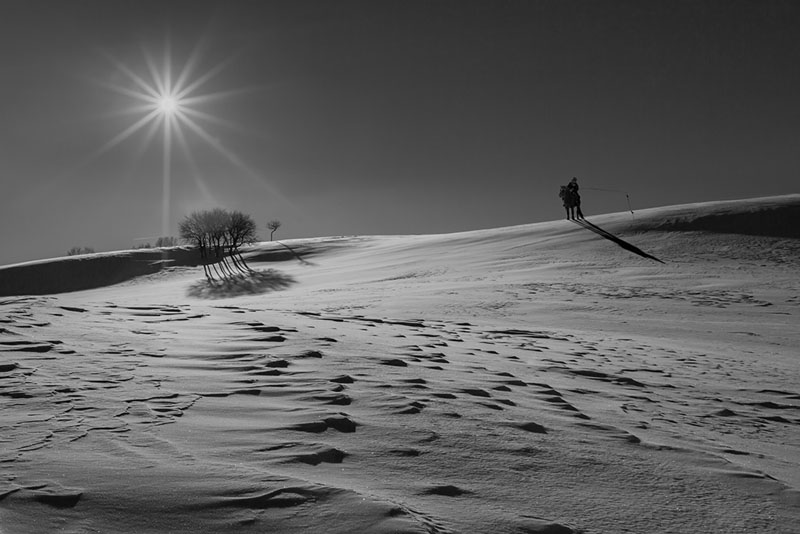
[186,269,296,299]
[275,240,314,265]
[573,219,666,264]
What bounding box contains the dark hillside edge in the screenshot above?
[629,196,800,238]
[0,249,199,297]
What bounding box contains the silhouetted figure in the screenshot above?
[559,177,584,220]
[559,186,571,219]
[567,177,584,220]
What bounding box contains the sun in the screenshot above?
[97,42,225,150]
[156,94,180,115]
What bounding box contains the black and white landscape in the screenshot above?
[3,1,800,532]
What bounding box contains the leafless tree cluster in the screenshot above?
[179,208,258,282]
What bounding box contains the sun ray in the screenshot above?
[138,114,164,158]
[92,108,161,159]
[102,51,160,100]
[171,118,195,169]
[172,118,217,205]
[173,37,207,98]
[162,112,173,237]
[178,107,246,133]
[91,102,161,122]
[163,37,173,97]
[179,113,252,171]
[98,80,157,104]
[143,47,167,98]
[178,112,296,209]
[174,50,243,100]
[179,84,270,106]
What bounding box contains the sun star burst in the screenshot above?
[95,39,258,237]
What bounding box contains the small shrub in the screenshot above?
[67,247,95,256]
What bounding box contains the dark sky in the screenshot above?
[2,0,798,265]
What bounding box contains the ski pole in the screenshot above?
[582,187,634,217]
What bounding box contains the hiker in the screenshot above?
[559,177,584,220]
[569,178,584,219]
[567,177,579,197]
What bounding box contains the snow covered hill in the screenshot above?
[1,195,798,533]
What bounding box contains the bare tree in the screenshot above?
[179,208,259,282]
[267,220,281,241]
[227,210,258,272]
[179,212,212,280]
[205,208,231,276]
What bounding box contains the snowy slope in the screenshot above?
[1,195,798,533]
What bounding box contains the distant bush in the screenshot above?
[131,237,176,250]
[155,236,178,247]
[67,247,95,256]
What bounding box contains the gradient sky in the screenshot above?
[2,0,798,266]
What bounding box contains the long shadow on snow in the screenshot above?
[572,219,665,264]
[244,238,358,265]
[274,241,313,265]
[187,269,296,299]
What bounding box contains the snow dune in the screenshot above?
[0,195,798,533]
